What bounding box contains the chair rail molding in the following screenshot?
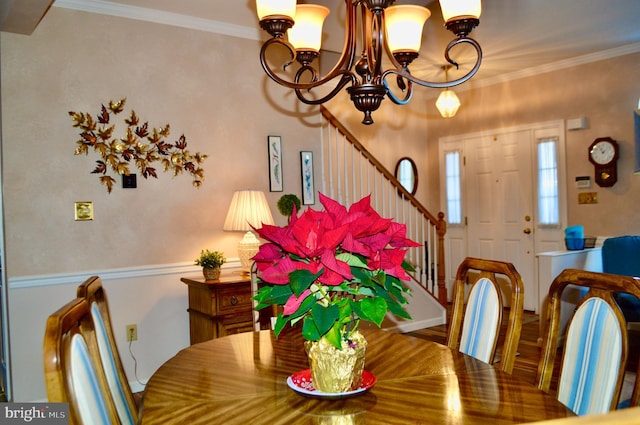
[9,260,241,290]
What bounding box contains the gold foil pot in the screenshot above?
[305,331,367,393]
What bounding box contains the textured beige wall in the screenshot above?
[423,53,640,237]
[1,7,328,277]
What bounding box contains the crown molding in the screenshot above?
[477,42,640,89]
[52,0,261,41]
[425,41,640,98]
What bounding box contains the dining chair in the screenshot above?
[536,269,640,416]
[43,297,120,425]
[446,257,525,374]
[77,276,138,425]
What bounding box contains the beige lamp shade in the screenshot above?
[436,89,461,118]
[439,0,482,23]
[224,190,274,273]
[385,5,431,53]
[287,5,330,52]
[256,0,296,21]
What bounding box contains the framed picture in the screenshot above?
[268,135,283,192]
[300,151,315,205]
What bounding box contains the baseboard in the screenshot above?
[386,317,446,334]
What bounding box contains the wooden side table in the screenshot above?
[181,271,254,345]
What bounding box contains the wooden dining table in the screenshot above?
[140,327,574,424]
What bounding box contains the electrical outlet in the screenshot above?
[126,324,137,342]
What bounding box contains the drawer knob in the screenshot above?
[231,295,238,306]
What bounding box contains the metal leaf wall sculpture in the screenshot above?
[70,98,208,193]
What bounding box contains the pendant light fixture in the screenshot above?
[435,65,461,118]
[256,0,482,125]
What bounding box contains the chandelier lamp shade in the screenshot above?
[256,0,482,125]
[223,190,275,274]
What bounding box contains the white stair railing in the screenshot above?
[318,106,448,306]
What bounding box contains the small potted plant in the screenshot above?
[195,249,226,280]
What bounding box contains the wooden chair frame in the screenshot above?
[43,297,120,425]
[77,276,139,424]
[447,257,525,374]
[536,269,640,413]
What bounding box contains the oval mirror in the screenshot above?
[394,157,418,195]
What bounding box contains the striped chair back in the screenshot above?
[77,276,139,425]
[69,332,114,425]
[447,257,525,374]
[537,269,640,415]
[43,297,120,425]
[91,302,137,425]
[559,297,622,415]
[459,277,501,362]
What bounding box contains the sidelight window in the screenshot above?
[445,150,462,224]
[537,139,560,225]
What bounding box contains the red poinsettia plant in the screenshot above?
[253,193,421,349]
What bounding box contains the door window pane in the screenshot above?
[538,139,559,225]
[445,151,462,224]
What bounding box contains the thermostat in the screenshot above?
[575,176,591,189]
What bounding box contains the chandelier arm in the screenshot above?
[360,6,383,82]
[371,9,385,79]
[258,0,362,93]
[293,73,355,105]
[381,37,483,91]
[384,78,414,106]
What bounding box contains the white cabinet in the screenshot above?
[536,248,602,342]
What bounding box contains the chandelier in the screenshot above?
[256,0,482,125]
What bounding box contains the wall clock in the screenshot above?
[588,137,619,187]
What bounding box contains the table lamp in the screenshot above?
[223,190,274,274]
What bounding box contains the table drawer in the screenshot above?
[217,287,252,314]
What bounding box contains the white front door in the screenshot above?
[440,121,567,312]
[466,130,536,310]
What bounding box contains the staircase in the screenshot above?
[318,106,448,307]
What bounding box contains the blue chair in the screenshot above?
[43,298,120,425]
[602,236,640,323]
[537,269,640,415]
[446,257,525,374]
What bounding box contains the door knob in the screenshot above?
[523,228,532,234]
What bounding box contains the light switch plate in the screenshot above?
[74,202,94,220]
